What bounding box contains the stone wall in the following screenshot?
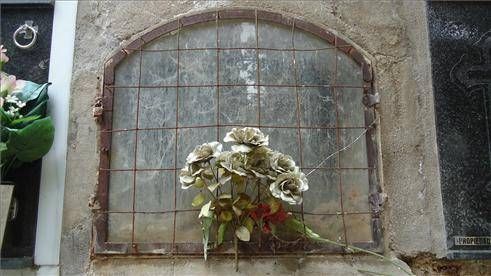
[61,1,446,275]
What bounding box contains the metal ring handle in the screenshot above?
[13,24,38,50]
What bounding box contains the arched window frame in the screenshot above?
[94,9,381,255]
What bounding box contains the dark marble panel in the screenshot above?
[1,4,53,83]
[427,1,491,259]
[0,3,53,264]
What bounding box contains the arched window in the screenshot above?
[95,9,380,255]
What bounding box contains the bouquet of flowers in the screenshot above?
[0,45,54,177]
[180,127,412,275]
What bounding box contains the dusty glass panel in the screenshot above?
[177,127,217,166]
[219,20,256,48]
[108,171,133,211]
[219,86,258,125]
[302,169,340,214]
[138,88,177,128]
[141,51,178,86]
[179,50,216,85]
[112,88,137,130]
[296,49,335,85]
[175,211,202,243]
[258,21,291,49]
[338,88,365,127]
[259,50,294,85]
[107,213,132,242]
[114,52,140,86]
[336,50,362,86]
[179,22,216,49]
[300,87,336,127]
[294,28,329,50]
[259,87,297,127]
[110,131,135,170]
[261,127,301,163]
[178,86,217,127]
[143,33,177,50]
[345,214,372,243]
[134,213,174,242]
[341,170,370,212]
[135,171,174,212]
[136,129,175,169]
[301,128,337,168]
[303,214,345,243]
[339,129,368,168]
[219,49,256,85]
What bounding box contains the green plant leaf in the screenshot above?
[0,108,12,125]
[24,100,47,117]
[219,210,233,222]
[6,117,54,162]
[201,216,213,260]
[218,193,232,199]
[0,142,7,152]
[244,217,255,233]
[198,201,213,218]
[207,182,220,192]
[193,177,205,188]
[235,226,250,242]
[10,115,41,127]
[217,222,228,245]
[192,193,205,207]
[267,198,281,214]
[232,205,242,217]
[14,82,49,102]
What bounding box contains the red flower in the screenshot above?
[250,203,290,233]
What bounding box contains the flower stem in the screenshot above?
[234,228,238,272]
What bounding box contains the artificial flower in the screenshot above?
[185,141,222,164]
[179,166,196,189]
[250,203,289,233]
[1,73,17,95]
[269,168,309,205]
[270,151,296,174]
[224,127,269,153]
[217,151,248,176]
[0,45,9,64]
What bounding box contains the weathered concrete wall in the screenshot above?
[61,1,446,275]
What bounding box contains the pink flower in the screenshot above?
[0,45,9,64]
[1,73,18,95]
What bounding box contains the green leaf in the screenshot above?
[6,117,54,162]
[192,193,205,207]
[10,115,41,127]
[219,210,233,222]
[24,100,47,117]
[193,177,205,188]
[217,222,228,245]
[232,205,242,217]
[0,108,13,125]
[218,193,232,199]
[235,226,250,242]
[244,217,255,233]
[0,142,7,152]
[267,198,281,214]
[198,201,213,218]
[201,216,213,260]
[207,182,220,192]
[14,82,49,103]
[233,193,251,210]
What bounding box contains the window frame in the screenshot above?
[94,8,381,256]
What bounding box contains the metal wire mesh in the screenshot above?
[95,9,380,255]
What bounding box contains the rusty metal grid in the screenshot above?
[94,9,381,256]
